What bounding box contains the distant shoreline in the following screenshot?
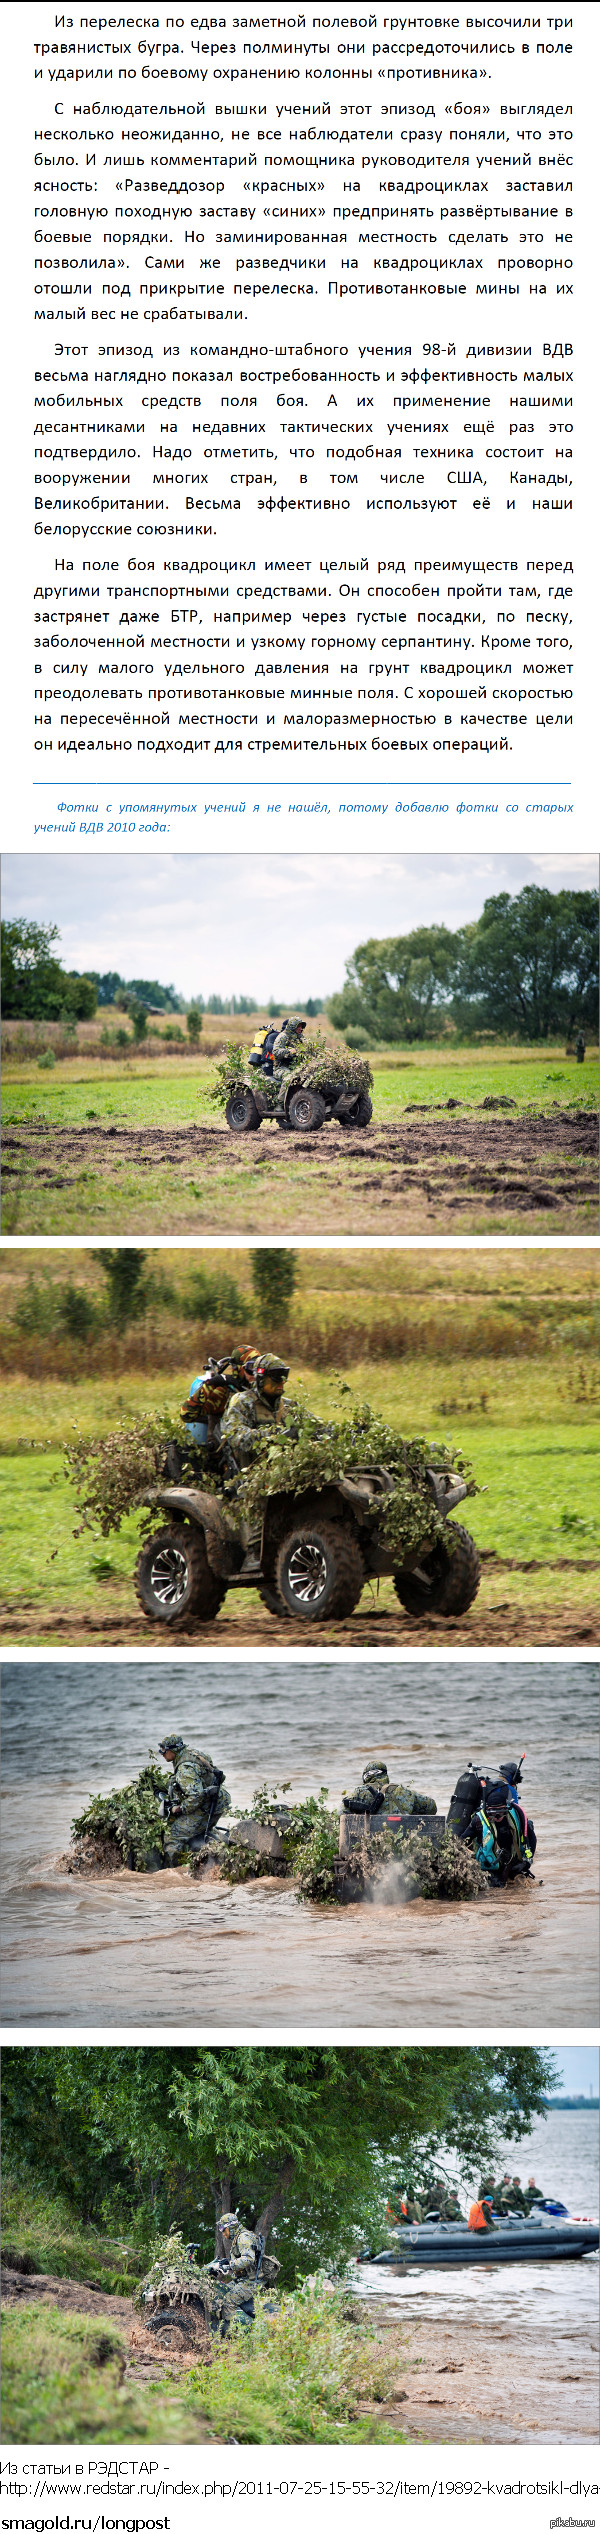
[544,2097,599,2111]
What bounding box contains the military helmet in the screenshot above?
[363,1762,389,1786]
[159,1734,185,1758]
[254,1352,290,1400]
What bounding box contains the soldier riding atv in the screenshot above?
[216,1016,373,1136]
[140,2217,280,2348]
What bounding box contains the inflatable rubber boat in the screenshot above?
[357,2212,599,2266]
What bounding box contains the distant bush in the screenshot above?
[37,1048,55,1070]
[250,1249,298,1321]
[183,1265,246,1322]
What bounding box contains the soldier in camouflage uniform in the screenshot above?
[268,1015,308,1101]
[158,1735,231,1862]
[342,1760,438,1820]
[221,1353,291,1470]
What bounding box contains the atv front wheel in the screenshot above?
[395,1523,481,1620]
[287,1087,327,1133]
[275,1521,364,1621]
[225,1086,261,1132]
[145,2306,201,2350]
[134,1523,226,1627]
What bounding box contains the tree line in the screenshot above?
[326,885,598,1045]
[2,2045,553,2277]
[2,887,596,1043]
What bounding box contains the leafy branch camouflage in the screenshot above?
[375,1827,486,1902]
[71,1761,169,1871]
[227,1396,477,1566]
[136,2230,205,2314]
[64,1410,218,1540]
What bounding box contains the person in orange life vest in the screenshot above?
[468,2195,497,2232]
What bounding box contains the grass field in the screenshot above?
[1,1246,598,1645]
[3,1041,596,1236]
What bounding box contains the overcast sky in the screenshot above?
[4,849,595,1002]
[549,2048,599,2094]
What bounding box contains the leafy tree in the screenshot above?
[186,1007,203,1044]
[1,919,97,1021]
[251,1249,298,1322]
[327,926,458,1044]
[454,886,599,1040]
[327,889,598,1045]
[93,1249,149,1328]
[1,2047,555,2267]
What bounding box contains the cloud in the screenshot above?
[3,850,596,1002]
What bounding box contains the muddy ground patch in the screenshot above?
[2,1561,599,1647]
[3,1109,597,1235]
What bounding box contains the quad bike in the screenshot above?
[221,1053,373,1136]
[134,1460,481,1630]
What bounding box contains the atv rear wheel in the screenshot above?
[134,1523,226,1627]
[287,1086,327,1133]
[225,1086,261,1132]
[395,1522,481,1620]
[275,1520,364,1621]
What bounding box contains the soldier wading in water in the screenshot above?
[158,1735,231,1862]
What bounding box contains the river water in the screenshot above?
[2,1657,597,2029]
[354,2109,599,2443]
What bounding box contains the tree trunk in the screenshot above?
[211,2172,234,2253]
[256,2158,295,2242]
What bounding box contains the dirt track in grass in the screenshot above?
[2,1107,597,1234]
[3,1567,599,1647]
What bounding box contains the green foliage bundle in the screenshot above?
[231,1396,476,1566]
[136,2228,206,2311]
[291,1032,373,1096]
[382,1829,486,1902]
[71,1763,169,1871]
[212,1783,339,1895]
[63,1408,185,1537]
[208,1041,247,1103]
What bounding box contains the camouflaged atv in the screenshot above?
[221,1048,373,1136]
[134,1457,481,1629]
[139,2224,280,2348]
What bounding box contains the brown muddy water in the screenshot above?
[2,1658,597,2029]
[354,2110,599,2444]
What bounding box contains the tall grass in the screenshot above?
[186,2285,406,2445]
[1,1296,598,1380]
[0,2306,210,2443]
